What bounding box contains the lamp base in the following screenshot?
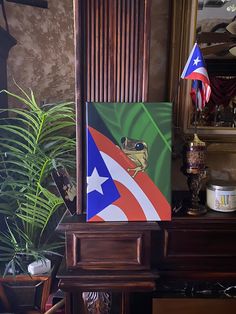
[187,204,208,216]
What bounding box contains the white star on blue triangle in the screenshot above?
[87,167,108,194]
[86,129,120,220]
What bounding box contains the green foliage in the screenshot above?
[0,86,76,275]
[92,102,172,200]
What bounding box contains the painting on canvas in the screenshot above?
[86,102,172,222]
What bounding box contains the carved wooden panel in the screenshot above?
[82,292,112,314]
[66,230,151,270]
[76,234,143,266]
[165,229,236,257]
[80,0,151,103]
[158,213,236,271]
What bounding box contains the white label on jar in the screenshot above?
[215,190,236,210]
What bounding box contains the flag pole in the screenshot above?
[194,80,199,135]
[171,78,182,133]
[171,78,181,104]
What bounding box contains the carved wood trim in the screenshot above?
[82,292,112,314]
[168,0,197,136]
[74,233,143,269]
[74,0,83,213]
[65,230,153,270]
[79,0,150,104]
[121,292,130,314]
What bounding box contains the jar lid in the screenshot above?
[207,180,236,191]
[188,134,206,147]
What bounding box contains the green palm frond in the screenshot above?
[0,86,76,273]
[17,184,63,242]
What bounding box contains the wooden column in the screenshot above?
[0,27,16,115]
[79,0,151,104]
[74,0,152,214]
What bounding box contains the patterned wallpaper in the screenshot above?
[0,0,75,107]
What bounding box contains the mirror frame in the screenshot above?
[168,0,236,142]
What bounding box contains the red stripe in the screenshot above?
[89,215,104,222]
[89,182,147,222]
[113,181,147,220]
[191,87,204,110]
[200,87,205,109]
[135,176,171,220]
[186,72,210,85]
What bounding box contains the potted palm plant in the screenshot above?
[0,85,76,312]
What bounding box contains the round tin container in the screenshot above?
[206,180,236,212]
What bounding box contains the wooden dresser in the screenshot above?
[57,210,236,313]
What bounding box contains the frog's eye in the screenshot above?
[135,143,144,151]
[121,137,126,144]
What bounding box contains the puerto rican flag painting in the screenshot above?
[86,102,172,222]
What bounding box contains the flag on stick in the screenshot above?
[181,43,211,109]
[190,80,206,111]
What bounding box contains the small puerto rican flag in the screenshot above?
[181,43,211,109]
[86,127,171,222]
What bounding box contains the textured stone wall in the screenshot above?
[0,0,75,106]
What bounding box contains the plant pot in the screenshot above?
[0,256,62,313]
[0,274,52,313]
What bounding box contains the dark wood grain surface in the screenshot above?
[0,27,16,116]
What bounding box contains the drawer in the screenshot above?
[158,228,236,271]
[66,231,151,270]
[165,229,236,257]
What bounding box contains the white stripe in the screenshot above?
[193,68,211,102]
[205,86,211,102]
[97,205,128,221]
[193,67,209,81]
[181,43,197,78]
[196,89,202,110]
[101,152,160,220]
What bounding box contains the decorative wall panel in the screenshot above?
[79,0,151,103]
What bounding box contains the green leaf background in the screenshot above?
[89,102,172,202]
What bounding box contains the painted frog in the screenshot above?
[120,137,148,178]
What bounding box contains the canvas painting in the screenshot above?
[86,102,172,222]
